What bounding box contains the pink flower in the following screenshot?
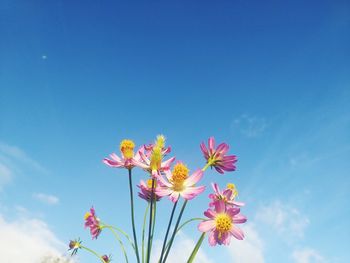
[156,162,205,202]
[198,201,247,246]
[200,137,237,174]
[68,239,81,255]
[137,179,162,202]
[102,255,111,263]
[132,135,175,178]
[103,139,143,170]
[84,207,102,239]
[209,183,244,207]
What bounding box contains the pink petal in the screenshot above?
[181,186,205,200]
[204,209,216,219]
[198,220,215,232]
[184,170,203,186]
[169,191,180,202]
[103,158,123,167]
[156,187,173,197]
[230,227,244,240]
[208,230,217,246]
[211,182,221,194]
[157,174,173,187]
[161,157,176,169]
[208,137,215,152]
[226,207,240,217]
[214,200,225,213]
[233,214,247,224]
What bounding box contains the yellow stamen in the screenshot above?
[227,183,238,197]
[156,134,166,149]
[215,213,232,233]
[150,146,162,171]
[120,139,135,159]
[146,179,157,188]
[84,212,91,220]
[171,163,189,192]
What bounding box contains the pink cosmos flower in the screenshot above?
[156,162,205,202]
[132,136,175,178]
[103,139,145,170]
[209,183,244,207]
[84,207,102,239]
[102,255,111,263]
[200,137,237,174]
[137,179,162,202]
[198,201,247,246]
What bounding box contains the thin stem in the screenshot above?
[202,162,211,172]
[150,199,157,253]
[128,169,141,263]
[162,200,188,263]
[142,204,150,263]
[80,245,105,263]
[186,233,206,263]
[101,226,129,263]
[159,201,178,263]
[146,178,155,263]
[101,223,136,251]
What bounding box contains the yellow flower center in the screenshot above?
[171,163,189,192]
[215,213,232,232]
[120,139,135,159]
[156,134,166,149]
[150,146,162,171]
[227,183,238,197]
[84,212,91,220]
[146,179,157,188]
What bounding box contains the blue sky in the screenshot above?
[1,0,349,262]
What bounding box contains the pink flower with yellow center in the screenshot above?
[137,179,162,202]
[156,162,205,202]
[84,207,102,239]
[198,201,247,246]
[132,135,175,178]
[209,183,245,207]
[200,137,237,174]
[103,139,143,170]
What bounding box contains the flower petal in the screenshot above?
[184,169,203,186]
[230,226,244,240]
[198,220,215,232]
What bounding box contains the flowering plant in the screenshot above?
[69,135,247,262]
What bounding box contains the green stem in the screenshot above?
[186,233,206,263]
[128,169,141,263]
[150,200,157,253]
[159,201,178,262]
[146,178,155,263]
[162,200,188,263]
[101,223,136,251]
[142,204,150,263]
[80,245,105,263]
[202,162,211,172]
[101,226,129,262]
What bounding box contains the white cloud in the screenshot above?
[231,114,267,138]
[151,231,213,263]
[292,248,326,263]
[0,212,74,263]
[255,201,309,241]
[33,193,60,205]
[0,162,12,190]
[0,142,47,174]
[227,224,265,263]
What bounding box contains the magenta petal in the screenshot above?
[208,230,217,246]
[214,200,225,213]
[233,214,247,224]
[198,220,215,232]
[204,209,216,219]
[230,227,244,240]
[184,169,203,186]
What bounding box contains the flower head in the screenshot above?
[200,137,237,174]
[68,238,81,255]
[133,135,175,178]
[102,255,111,263]
[103,139,143,170]
[209,183,244,207]
[156,162,205,202]
[138,179,162,202]
[84,207,102,239]
[198,201,247,246]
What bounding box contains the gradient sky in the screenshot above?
[1,0,350,262]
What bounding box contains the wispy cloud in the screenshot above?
[255,200,309,241]
[0,162,12,190]
[231,114,267,138]
[33,193,60,205]
[227,223,265,263]
[292,248,327,263]
[0,211,74,263]
[0,142,47,174]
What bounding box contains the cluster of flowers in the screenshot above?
[69,135,247,263]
